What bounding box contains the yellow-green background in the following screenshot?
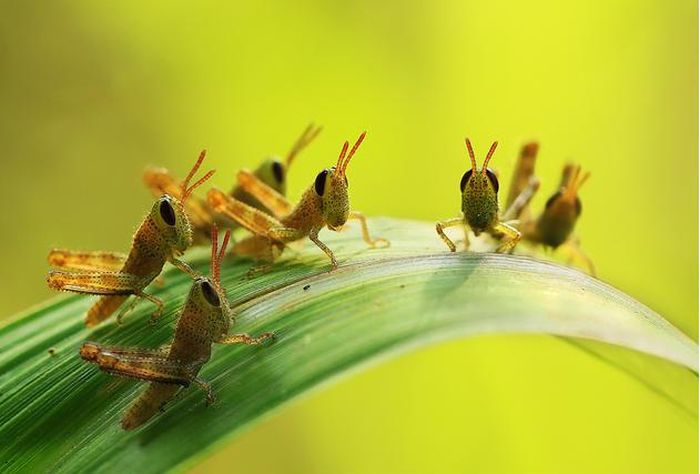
[0,1,696,472]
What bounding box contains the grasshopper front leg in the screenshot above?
[490,221,522,254]
[436,217,465,252]
[347,211,390,248]
[308,226,338,269]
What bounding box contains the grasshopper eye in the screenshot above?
[272,161,284,183]
[160,200,176,226]
[545,191,560,210]
[314,169,329,196]
[460,170,473,192]
[485,168,499,193]
[545,190,581,215]
[201,280,220,307]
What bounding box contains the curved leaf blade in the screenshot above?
[0,218,696,473]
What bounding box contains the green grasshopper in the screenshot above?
[207,131,389,272]
[436,139,521,253]
[80,226,275,430]
[48,152,214,326]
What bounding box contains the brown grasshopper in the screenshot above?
[143,124,321,244]
[47,152,214,327]
[502,142,594,274]
[80,226,275,430]
[207,131,389,271]
[436,139,522,253]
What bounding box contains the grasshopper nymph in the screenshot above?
[436,139,521,253]
[80,226,275,430]
[207,131,389,271]
[47,152,215,327]
[503,144,594,273]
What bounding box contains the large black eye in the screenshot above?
[159,200,176,226]
[485,168,499,193]
[201,280,220,307]
[314,169,329,196]
[545,191,561,209]
[460,170,473,192]
[272,161,284,183]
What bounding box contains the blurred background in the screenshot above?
[0,0,696,472]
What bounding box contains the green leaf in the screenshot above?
[0,218,696,472]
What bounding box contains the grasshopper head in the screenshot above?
[313,132,365,231]
[151,195,192,254]
[252,123,323,197]
[190,226,233,337]
[537,164,590,248]
[150,150,215,255]
[253,158,288,195]
[460,139,501,233]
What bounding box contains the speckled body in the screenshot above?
[283,172,349,233]
[436,139,521,254]
[462,173,499,234]
[121,279,229,429]
[79,227,276,430]
[48,192,197,326]
[87,196,192,324]
[233,172,349,257]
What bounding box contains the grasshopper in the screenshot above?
[47,152,214,327]
[143,124,321,244]
[503,142,594,274]
[80,226,275,430]
[207,131,389,271]
[436,139,522,253]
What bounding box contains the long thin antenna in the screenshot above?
[335,141,349,176]
[464,138,477,172]
[338,131,366,176]
[217,230,231,285]
[482,141,499,175]
[287,123,322,166]
[210,224,219,282]
[182,150,215,202]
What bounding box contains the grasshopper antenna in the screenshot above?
[182,150,215,202]
[287,123,322,167]
[336,131,366,177]
[464,138,478,173]
[210,224,231,287]
[481,141,498,175]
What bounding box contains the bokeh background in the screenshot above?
[0,1,697,472]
